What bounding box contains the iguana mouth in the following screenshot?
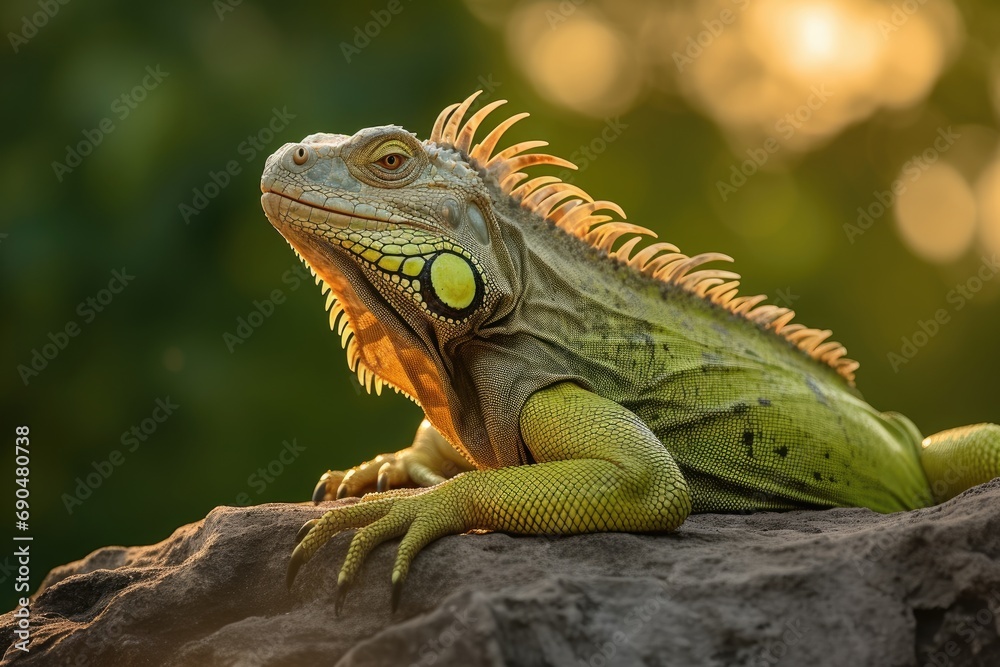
[260,191,401,232]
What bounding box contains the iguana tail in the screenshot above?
[920,424,1000,503]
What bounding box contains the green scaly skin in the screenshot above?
[258,93,1000,611]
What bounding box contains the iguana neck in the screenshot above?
[493,198,853,398]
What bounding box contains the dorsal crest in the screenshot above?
[429,91,860,385]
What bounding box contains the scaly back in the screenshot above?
[427,91,859,386]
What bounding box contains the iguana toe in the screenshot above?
[337,514,409,600]
[311,470,345,503]
[338,456,391,497]
[374,455,438,492]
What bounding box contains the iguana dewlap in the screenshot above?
[258,91,1000,611]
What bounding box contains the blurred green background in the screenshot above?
[2,0,999,611]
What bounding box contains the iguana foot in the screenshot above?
[311,419,475,502]
[288,483,466,611]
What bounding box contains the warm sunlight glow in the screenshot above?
[487,0,976,264]
[752,0,882,86]
[784,3,847,71]
[496,0,963,155]
[798,7,838,57]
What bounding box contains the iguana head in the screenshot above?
[259,91,585,417]
[260,91,858,420]
[260,124,507,343]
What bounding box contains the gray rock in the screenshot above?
[3,480,999,667]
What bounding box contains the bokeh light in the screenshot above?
[470,0,993,266]
[894,162,978,263]
[505,4,640,117]
[491,0,963,154]
[749,0,881,85]
[975,154,1000,256]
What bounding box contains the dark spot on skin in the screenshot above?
[830,476,837,484]
[758,398,772,407]
[634,333,656,368]
[813,472,822,481]
[788,479,810,493]
[824,452,830,459]
[661,342,670,353]
[743,430,754,457]
[805,376,829,406]
[701,351,723,365]
[774,446,788,458]
[733,402,749,415]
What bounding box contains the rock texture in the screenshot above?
[3,481,1000,667]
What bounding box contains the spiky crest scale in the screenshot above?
[429,91,860,385]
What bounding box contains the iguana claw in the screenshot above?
[286,543,307,590]
[334,580,350,616]
[295,519,318,545]
[287,520,320,588]
[390,571,403,612]
[312,476,331,504]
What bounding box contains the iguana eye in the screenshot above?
[292,146,309,165]
[375,154,407,170]
[349,136,422,186]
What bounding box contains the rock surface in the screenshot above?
[3,480,1000,667]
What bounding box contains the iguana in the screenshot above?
[259,91,1000,609]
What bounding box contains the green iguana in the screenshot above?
[259,91,1000,610]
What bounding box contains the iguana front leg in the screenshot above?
[310,419,475,502]
[288,382,692,609]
